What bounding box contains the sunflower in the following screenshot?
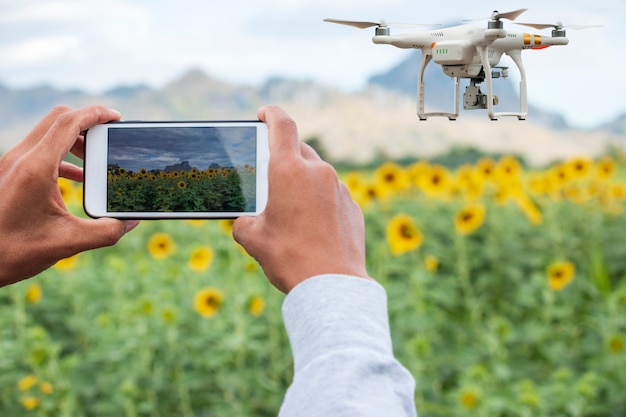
[186,219,207,228]
[454,204,486,235]
[549,163,571,188]
[515,195,543,225]
[193,287,224,318]
[606,334,625,354]
[424,255,439,272]
[177,180,187,190]
[40,382,53,395]
[147,232,175,260]
[25,283,42,304]
[595,156,616,180]
[495,155,522,185]
[475,157,496,182]
[609,183,626,201]
[455,171,484,201]
[419,164,451,197]
[20,397,40,411]
[374,162,410,193]
[455,164,476,186]
[527,172,552,196]
[248,295,265,317]
[58,178,81,206]
[219,219,236,235]
[459,388,480,409]
[188,246,214,272]
[546,261,575,291]
[160,306,177,325]
[386,214,423,256]
[17,375,38,392]
[566,157,592,180]
[53,253,80,271]
[361,183,384,206]
[344,172,366,195]
[407,160,430,186]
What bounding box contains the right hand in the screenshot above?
[232,106,371,293]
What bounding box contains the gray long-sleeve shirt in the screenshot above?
[279,274,417,417]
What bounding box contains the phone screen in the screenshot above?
[106,126,258,213]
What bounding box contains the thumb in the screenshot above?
[232,215,261,256]
[69,217,140,252]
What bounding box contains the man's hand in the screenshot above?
[233,106,370,293]
[0,105,139,286]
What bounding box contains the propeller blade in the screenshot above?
[493,8,528,21]
[515,22,557,30]
[464,8,528,22]
[323,18,383,29]
[516,22,603,30]
[323,18,440,29]
[567,24,603,30]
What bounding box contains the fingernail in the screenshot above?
[124,220,141,233]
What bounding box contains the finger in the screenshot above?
[39,105,121,164]
[59,161,84,182]
[69,135,85,160]
[299,142,322,161]
[23,105,74,148]
[4,105,73,161]
[257,105,301,158]
[232,215,256,250]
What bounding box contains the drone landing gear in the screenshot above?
[417,54,459,121]
[475,46,528,121]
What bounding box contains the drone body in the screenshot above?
[325,9,591,121]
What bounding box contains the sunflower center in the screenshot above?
[400,224,415,239]
[462,213,474,223]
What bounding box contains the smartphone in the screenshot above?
[83,121,269,219]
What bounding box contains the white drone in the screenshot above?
[325,9,598,121]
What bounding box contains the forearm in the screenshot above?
[279,275,417,417]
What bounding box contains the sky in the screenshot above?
[108,126,257,172]
[0,0,624,128]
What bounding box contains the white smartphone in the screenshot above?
[83,121,269,219]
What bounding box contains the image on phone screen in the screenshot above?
[106,126,257,213]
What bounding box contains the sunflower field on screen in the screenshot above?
[1,152,625,416]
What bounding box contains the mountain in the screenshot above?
[0,68,624,166]
[601,113,626,136]
[368,50,568,129]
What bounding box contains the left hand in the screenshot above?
[0,105,140,287]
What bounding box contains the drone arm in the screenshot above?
[417,51,459,120]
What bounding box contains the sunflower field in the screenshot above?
[107,165,256,213]
[1,152,626,416]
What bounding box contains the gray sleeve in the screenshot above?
[278,274,417,417]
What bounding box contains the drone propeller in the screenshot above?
[516,21,602,30]
[491,8,528,22]
[323,18,438,29]
[464,8,528,23]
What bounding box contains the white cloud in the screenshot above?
[0,36,80,66]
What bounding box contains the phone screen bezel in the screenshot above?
[83,120,269,219]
